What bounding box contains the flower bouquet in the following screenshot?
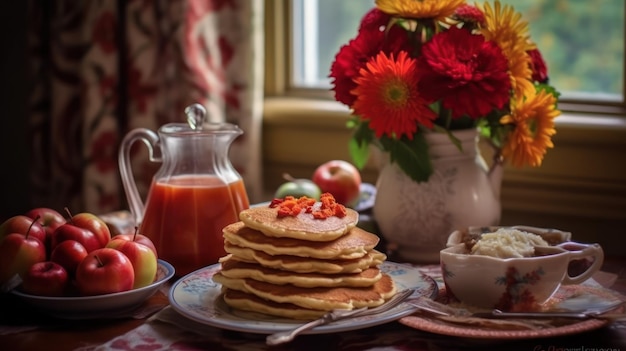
[330,0,561,182]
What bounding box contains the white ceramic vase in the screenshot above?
[373,129,503,263]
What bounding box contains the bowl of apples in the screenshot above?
[0,207,175,319]
[11,259,174,319]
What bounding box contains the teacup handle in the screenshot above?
[557,242,604,285]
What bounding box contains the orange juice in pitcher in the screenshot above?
[119,103,249,276]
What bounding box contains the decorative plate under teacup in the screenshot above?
[400,283,625,339]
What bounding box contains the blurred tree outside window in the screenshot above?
[291,0,624,106]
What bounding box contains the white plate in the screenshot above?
[168,261,438,334]
[12,259,175,319]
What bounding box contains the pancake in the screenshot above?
[238,204,359,241]
[222,245,387,274]
[219,257,382,288]
[223,221,379,260]
[214,193,396,320]
[214,272,397,311]
[222,289,328,320]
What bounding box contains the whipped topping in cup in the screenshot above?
[470,228,549,258]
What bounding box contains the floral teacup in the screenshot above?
[440,241,604,311]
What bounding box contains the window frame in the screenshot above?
[265,0,626,118]
[264,0,333,100]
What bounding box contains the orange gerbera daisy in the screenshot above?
[351,51,437,140]
[500,90,560,167]
[479,0,535,99]
[375,0,466,21]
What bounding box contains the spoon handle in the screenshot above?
[266,289,414,345]
[266,308,365,345]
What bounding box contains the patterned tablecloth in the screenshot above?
[67,265,626,351]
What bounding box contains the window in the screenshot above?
[291,0,375,89]
[290,0,625,113]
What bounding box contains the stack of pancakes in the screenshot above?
[213,196,396,320]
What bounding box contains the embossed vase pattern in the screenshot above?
[373,129,503,263]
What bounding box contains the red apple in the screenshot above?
[0,230,46,285]
[51,223,101,253]
[50,240,88,277]
[21,261,69,296]
[75,248,134,295]
[25,208,66,249]
[312,160,362,206]
[111,231,158,257]
[106,237,157,289]
[68,211,111,248]
[0,215,46,246]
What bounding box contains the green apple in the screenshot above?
[274,177,322,200]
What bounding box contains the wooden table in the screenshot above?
[1,257,625,351]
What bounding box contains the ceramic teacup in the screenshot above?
[440,241,604,310]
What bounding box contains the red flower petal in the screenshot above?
[527,48,548,83]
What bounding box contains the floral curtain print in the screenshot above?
[27,0,263,215]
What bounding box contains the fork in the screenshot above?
[265,288,414,345]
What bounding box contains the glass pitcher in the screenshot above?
[118,103,250,276]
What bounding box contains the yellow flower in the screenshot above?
[500,90,560,168]
[375,0,466,21]
[479,0,535,99]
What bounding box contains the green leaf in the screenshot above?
[348,120,375,169]
[348,137,370,169]
[351,120,375,145]
[346,116,359,129]
[381,134,432,182]
[536,83,561,101]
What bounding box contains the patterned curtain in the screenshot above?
[27,0,263,215]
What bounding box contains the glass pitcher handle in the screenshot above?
[118,128,161,226]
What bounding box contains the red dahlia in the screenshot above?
[417,26,511,119]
